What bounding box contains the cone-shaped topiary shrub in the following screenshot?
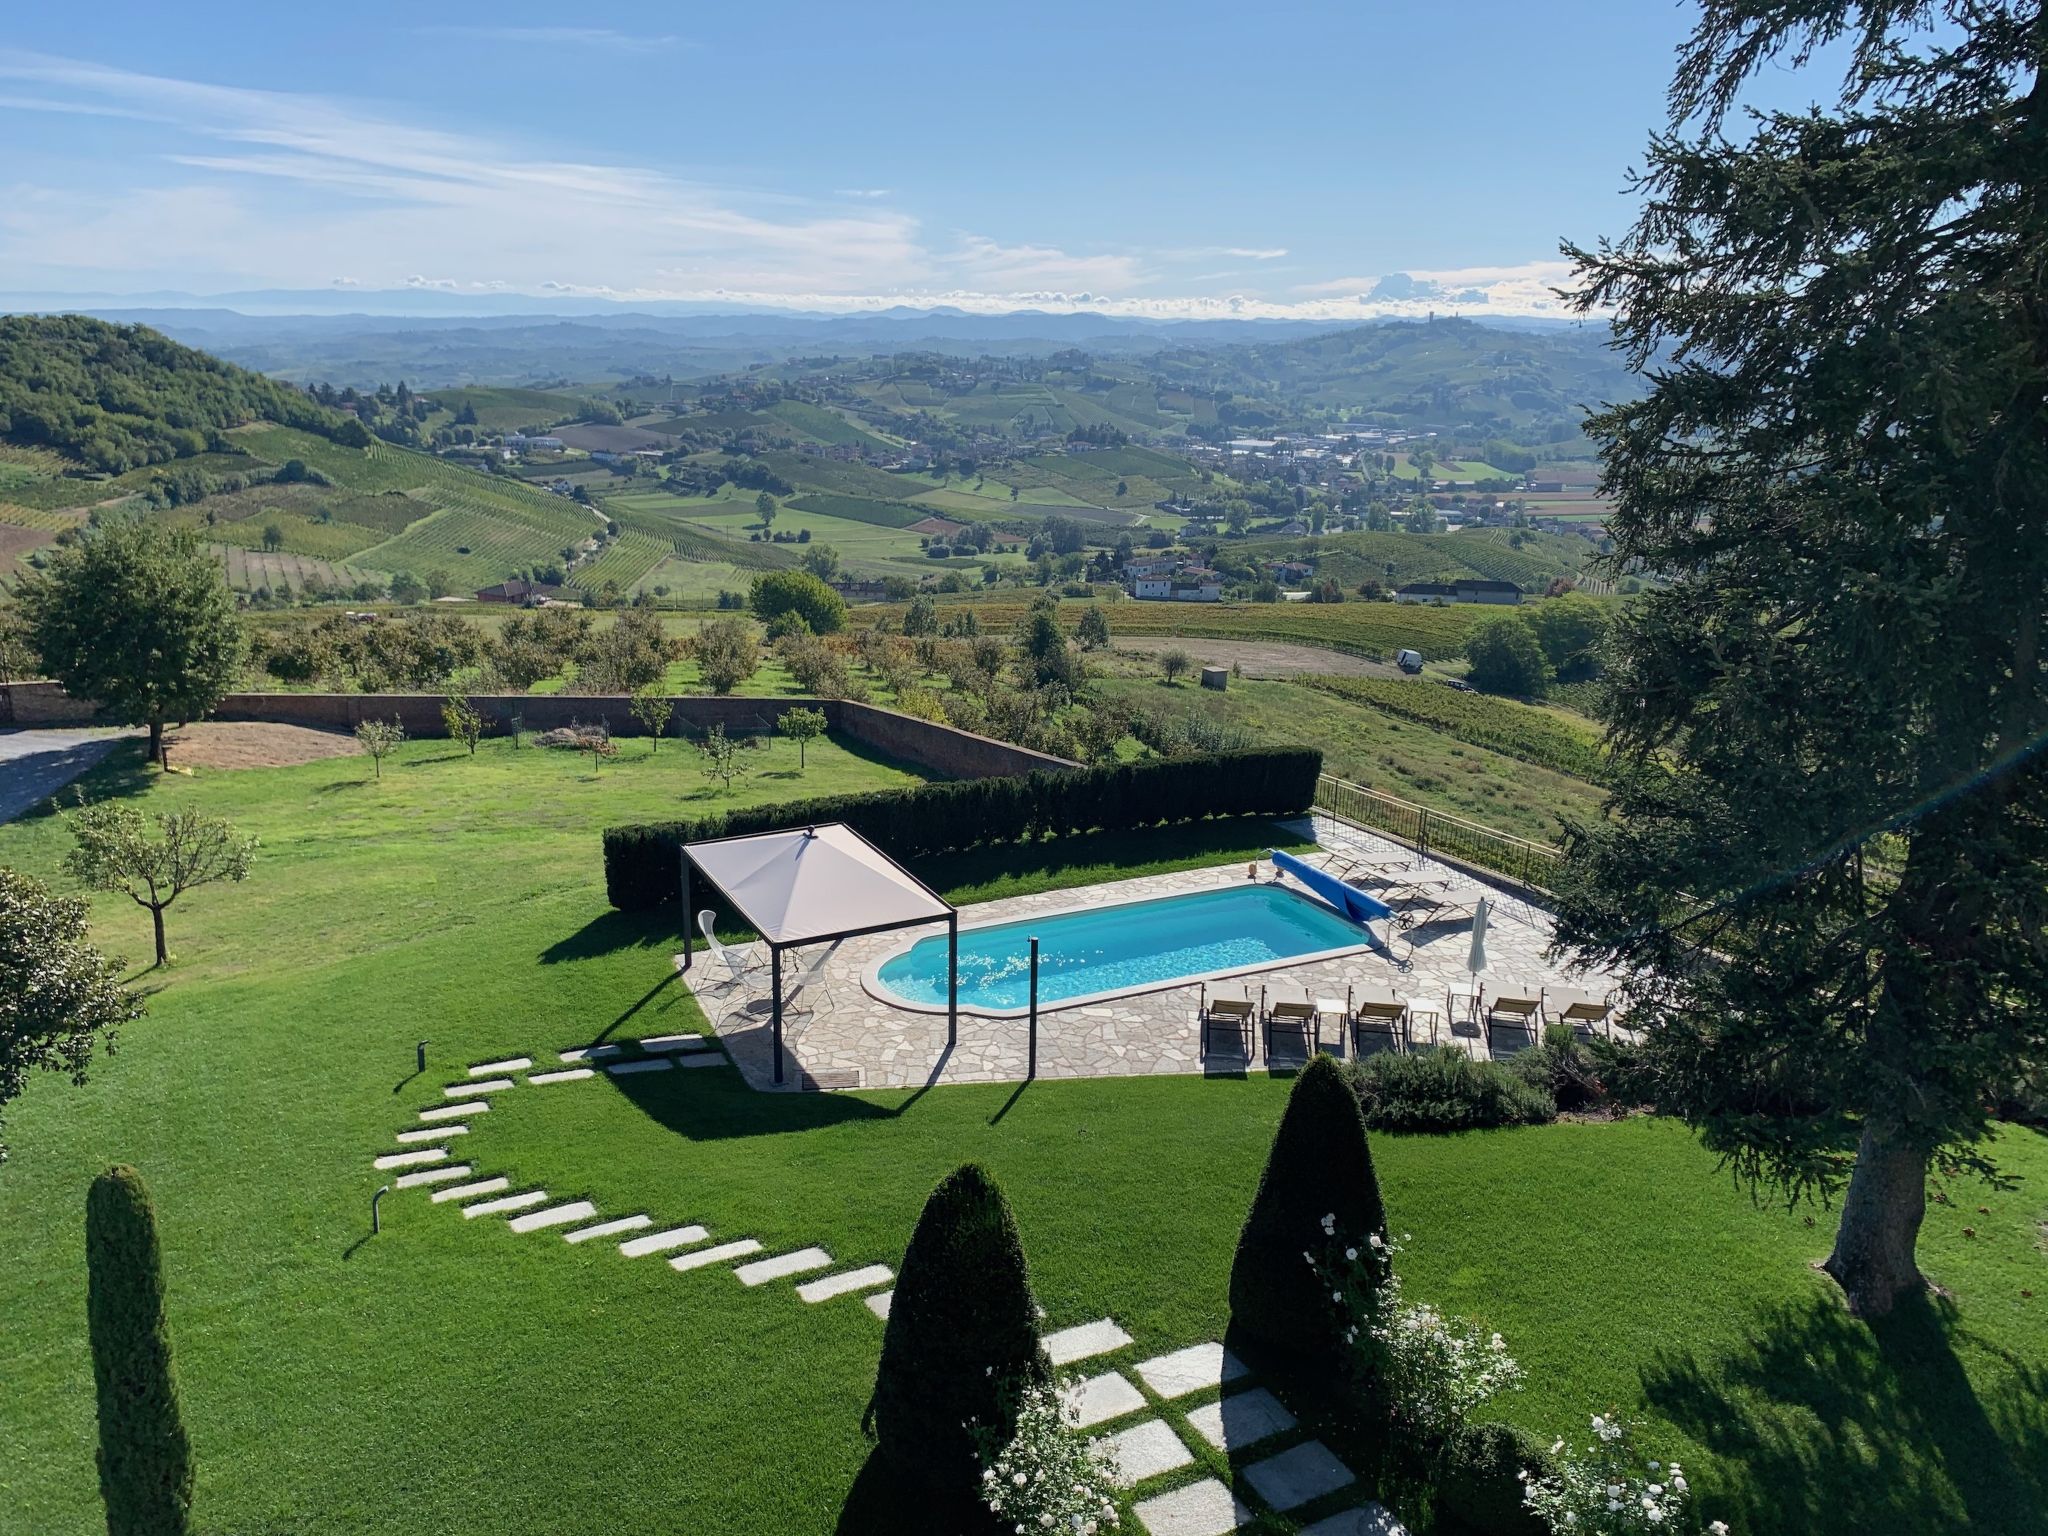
[1435,1420,1552,1536]
[1229,1053,1388,1364]
[865,1164,1050,1511]
[87,1164,193,1536]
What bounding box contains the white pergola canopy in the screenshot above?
[686,823,951,945]
[679,822,957,1086]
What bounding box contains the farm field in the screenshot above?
[2,739,2039,1536]
[1294,673,1608,783]
[421,386,587,434]
[215,545,387,594]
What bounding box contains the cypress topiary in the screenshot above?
[1228,1053,1388,1364]
[86,1164,193,1536]
[865,1164,1050,1508]
[1435,1421,1552,1536]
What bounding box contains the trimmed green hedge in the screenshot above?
[602,748,1322,911]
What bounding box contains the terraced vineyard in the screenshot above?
[356,506,587,588]
[606,504,802,571]
[1298,674,1609,782]
[215,546,386,593]
[571,531,672,594]
[199,510,388,562]
[784,493,925,527]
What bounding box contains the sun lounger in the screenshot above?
[1349,985,1409,1053]
[1547,987,1613,1037]
[1200,995,1254,1061]
[1485,981,1543,1050]
[1265,999,1320,1062]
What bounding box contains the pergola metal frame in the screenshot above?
[677,823,957,1085]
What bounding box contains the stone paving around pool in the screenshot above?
[374,1039,1410,1535]
[692,817,1624,1093]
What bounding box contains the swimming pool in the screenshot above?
[867,882,1372,1014]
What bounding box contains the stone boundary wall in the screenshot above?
[0,682,1076,781]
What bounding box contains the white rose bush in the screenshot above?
[979,1380,1121,1535]
[1522,1413,1696,1535]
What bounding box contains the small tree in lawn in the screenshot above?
[1160,648,1192,686]
[66,802,257,968]
[699,724,747,796]
[354,718,404,780]
[88,1164,193,1536]
[865,1164,1049,1510]
[0,869,143,1162]
[629,683,674,753]
[1230,1054,1387,1368]
[16,520,244,768]
[777,705,827,771]
[440,693,484,756]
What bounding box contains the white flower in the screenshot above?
[1606,1485,1621,1500]
[1648,1460,1661,1471]
[984,1470,996,1483]
[1369,1233,1384,1250]
[1345,1247,1358,1260]
[1332,1290,1343,1303]
[1013,1472,1027,1487]
[1551,1439,1565,1455]
[1709,1523,1729,1536]
[1673,1476,1688,1492]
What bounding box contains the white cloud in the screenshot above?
[0,50,1578,322]
[412,27,685,52]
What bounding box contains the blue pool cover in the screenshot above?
[1269,848,1395,925]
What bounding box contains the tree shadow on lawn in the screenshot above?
[604,1052,902,1142]
[3,735,158,820]
[834,1447,988,1536]
[540,906,679,966]
[1641,1291,2048,1536]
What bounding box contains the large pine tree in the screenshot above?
[1555,1,2048,1315]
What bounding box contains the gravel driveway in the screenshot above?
[0,727,138,823]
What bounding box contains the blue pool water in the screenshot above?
[873,883,1369,1012]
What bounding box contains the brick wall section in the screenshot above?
[0,682,1077,781]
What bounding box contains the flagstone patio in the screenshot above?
[695,818,1624,1092]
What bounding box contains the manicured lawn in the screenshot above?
[1,740,2042,1536]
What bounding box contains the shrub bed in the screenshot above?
[1435,1420,1553,1536]
[1343,1047,1556,1134]
[602,747,1322,911]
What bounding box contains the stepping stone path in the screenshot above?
[509,1200,599,1235]
[1133,1479,1254,1536]
[1185,1388,1296,1452]
[449,1079,515,1096]
[464,1190,549,1219]
[1061,1370,1148,1429]
[433,1177,509,1203]
[1135,1342,1249,1399]
[395,1125,466,1144]
[638,1034,709,1052]
[1298,1507,1407,1536]
[795,1264,893,1303]
[1242,1441,1355,1512]
[420,1102,486,1122]
[1044,1318,1133,1367]
[619,1226,709,1258]
[374,1148,447,1170]
[530,1068,594,1085]
[1095,1420,1194,1487]
[671,1239,763,1272]
[470,1058,531,1075]
[565,1215,652,1244]
[394,1164,474,1189]
[676,1053,725,1068]
[865,1291,893,1320]
[605,1058,672,1076]
[734,1248,832,1286]
[558,1045,625,1062]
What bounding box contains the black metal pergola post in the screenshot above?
[675,828,958,1089]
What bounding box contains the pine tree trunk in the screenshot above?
[151,907,168,967]
[1821,1122,1928,1317]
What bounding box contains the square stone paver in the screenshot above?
[1094,1419,1193,1487]
[470,1057,531,1075]
[373,1148,446,1170]
[1186,1388,1296,1452]
[638,1033,709,1052]
[1133,1342,1249,1400]
[463,1190,548,1218]
[564,1215,652,1243]
[530,1067,594,1085]
[420,1101,486,1122]
[865,1290,893,1320]
[733,1247,832,1285]
[395,1125,465,1144]
[1044,1318,1134,1367]
[449,1078,514,1095]
[1242,1441,1355,1512]
[619,1225,708,1257]
[1060,1370,1147,1429]
[606,1058,673,1076]
[1298,1505,1407,1536]
[1133,1478,1253,1536]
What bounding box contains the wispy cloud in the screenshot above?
[835,188,891,199]
[412,26,686,52]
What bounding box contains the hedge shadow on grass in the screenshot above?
[1640,1292,2048,1536]
[540,906,678,966]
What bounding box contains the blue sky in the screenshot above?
[0,2,1850,316]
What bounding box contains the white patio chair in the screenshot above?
[782,943,837,1020]
[691,909,757,993]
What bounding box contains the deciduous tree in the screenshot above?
[65,802,257,968]
[629,683,674,752]
[776,705,827,770]
[0,869,142,1162]
[1554,0,2048,1316]
[441,693,484,755]
[353,718,404,781]
[16,521,244,766]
